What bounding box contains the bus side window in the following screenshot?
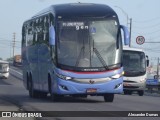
[36,18,40,43]
[32,20,37,45]
[49,13,54,26]
[26,22,33,46]
[45,14,50,45]
[29,22,34,46]
[43,16,47,42]
[38,17,43,43]
[48,13,56,62]
[22,25,26,47]
[46,13,54,43]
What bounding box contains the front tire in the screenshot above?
[124,90,132,95]
[48,74,62,102]
[138,90,144,96]
[104,93,114,102]
[51,93,63,102]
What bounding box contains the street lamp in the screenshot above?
[114,6,132,47]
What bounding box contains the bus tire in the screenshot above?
[51,93,59,102]
[39,92,47,98]
[124,90,132,95]
[28,76,38,98]
[48,74,61,101]
[104,93,114,102]
[138,90,144,96]
[50,87,63,101]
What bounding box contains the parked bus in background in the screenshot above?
[0,60,9,79]
[22,3,129,102]
[123,46,149,96]
[13,55,22,66]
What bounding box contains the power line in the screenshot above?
[0,39,21,43]
[133,16,160,23]
[142,48,160,53]
[133,22,160,29]
[145,41,160,43]
[147,35,160,41]
[131,34,160,45]
[0,42,20,48]
[132,29,160,35]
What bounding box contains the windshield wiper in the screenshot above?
[93,40,109,70]
[75,46,85,67]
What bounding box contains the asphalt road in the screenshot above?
[0,66,160,120]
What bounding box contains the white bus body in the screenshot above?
[0,60,9,79]
[123,46,148,96]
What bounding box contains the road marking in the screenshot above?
[10,68,22,76]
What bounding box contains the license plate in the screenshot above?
[86,88,97,93]
[124,83,130,86]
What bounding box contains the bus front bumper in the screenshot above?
[52,77,123,95]
[0,72,9,79]
[123,82,146,91]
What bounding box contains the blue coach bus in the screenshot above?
[22,3,129,102]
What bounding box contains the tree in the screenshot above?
[6,57,13,61]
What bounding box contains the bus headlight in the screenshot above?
[140,78,146,82]
[55,72,72,80]
[111,72,123,79]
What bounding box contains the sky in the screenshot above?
[0,0,160,65]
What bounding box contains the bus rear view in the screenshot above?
[123,47,149,96]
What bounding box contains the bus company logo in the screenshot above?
[2,112,11,117]
[89,79,95,84]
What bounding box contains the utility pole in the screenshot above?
[129,18,132,47]
[114,6,132,47]
[13,33,16,59]
[157,57,159,79]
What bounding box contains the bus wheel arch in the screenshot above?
[48,73,62,101]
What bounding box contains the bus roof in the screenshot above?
[123,46,144,52]
[0,60,9,64]
[32,3,117,19]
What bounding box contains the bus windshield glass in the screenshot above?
[123,51,146,74]
[57,18,121,71]
[0,63,9,73]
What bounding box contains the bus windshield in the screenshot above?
[0,63,9,73]
[57,18,121,71]
[123,50,146,75]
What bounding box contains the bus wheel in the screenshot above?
[138,90,144,96]
[28,78,38,98]
[124,90,132,95]
[104,93,114,102]
[39,92,47,98]
[51,93,62,102]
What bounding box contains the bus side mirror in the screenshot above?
[146,55,149,67]
[146,60,149,67]
[49,25,55,46]
[120,25,130,45]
